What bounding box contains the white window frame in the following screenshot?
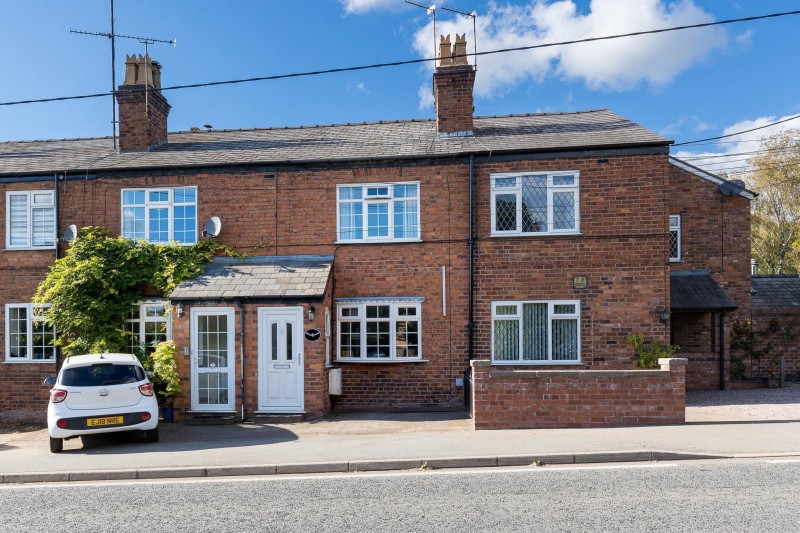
[669,215,681,262]
[491,300,581,365]
[124,301,173,354]
[120,186,198,245]
[490,172,580,236]
[336,299,423,362]
[336,182,421,243]
[5,190,57,250]
[4,303,56,363]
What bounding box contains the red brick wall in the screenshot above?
[668,164,752,389]
[472,154,672,368]
[470,358,686,429]
[1,149,686,418]
[751,309,800,379]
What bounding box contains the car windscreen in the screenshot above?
[59,363,146,387]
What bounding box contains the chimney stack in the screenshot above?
[115,54,171,151]
[433,34,475,137]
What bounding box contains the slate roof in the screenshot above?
[170,255,333,301]
[752,275,800,309]
[670,270,737,312]
[0,110,670,177]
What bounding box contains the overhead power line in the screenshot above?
[673,113,800,146]
[1,8,799,107]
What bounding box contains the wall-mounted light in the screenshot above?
[175,303,184,318]
[308,305,315,322]
[658,308,670,324]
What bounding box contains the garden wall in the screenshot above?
[470,358,687,430]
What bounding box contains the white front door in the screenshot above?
[258,307,304,413]
[191,307,236,412]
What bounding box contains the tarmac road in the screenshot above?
[1,458,798,532]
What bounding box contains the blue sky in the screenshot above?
[1,1,799,174]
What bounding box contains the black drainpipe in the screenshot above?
[465,155,475,409]
[238,299,247,421]
[467,155,475,360]
[718,311,726,390]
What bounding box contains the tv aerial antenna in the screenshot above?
[405,1,438,61]
[70,0,176,150]
[405,2,478,69]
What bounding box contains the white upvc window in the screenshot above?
[336,183,420,243]
[124,302,171,355]
[491,300,580,364]
[6,191,56,249]
[121,187,197,244]
[669,215,681,262]
[337,299,422,361]
[491,172,580,236]
[5,304,56,362]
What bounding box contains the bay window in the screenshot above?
[337,299,422,361]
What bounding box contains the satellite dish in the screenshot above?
[63,224,78,242]
[203,217,222,238]
[719,180,745,196]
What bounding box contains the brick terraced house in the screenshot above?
[0,41,753,429]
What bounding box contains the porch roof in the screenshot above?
[169,255,333,301]
[670,270,737,312]
[752,274,800,309]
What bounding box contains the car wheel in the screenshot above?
[145,427,159,443]
[49,436,63,453]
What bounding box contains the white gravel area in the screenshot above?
[687,382,800,421]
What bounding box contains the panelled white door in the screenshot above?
[190,307,236,412]
[258,307,304,413]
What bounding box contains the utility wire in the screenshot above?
[673,113,800,146]
[1,8,799,107]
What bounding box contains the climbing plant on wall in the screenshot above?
[33,227,235,357]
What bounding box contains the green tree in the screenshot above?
[748,130,800,274]
[34,227,234,356]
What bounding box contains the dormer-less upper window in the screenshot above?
[6,191,56,250]
[669,215,681,262]
[491,172,580,236]
[121,187,197,244]
[337,183,420,243]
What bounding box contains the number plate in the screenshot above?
[86,416,123,427]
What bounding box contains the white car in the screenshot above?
[46,353,159,453]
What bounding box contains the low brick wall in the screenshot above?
[470,358,687,430]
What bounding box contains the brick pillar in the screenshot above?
[470,360,491,430]
[660,357,688,423]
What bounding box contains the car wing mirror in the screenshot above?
[43,377,56,386]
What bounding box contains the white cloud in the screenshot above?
[410,0,727,106]
[347,81,371,94]
[673,115,800,177]
[735,28,754,47]
[340,0,401,14]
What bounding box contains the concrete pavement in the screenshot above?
[1,405,800,483]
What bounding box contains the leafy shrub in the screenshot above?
[148,341,181,402]
[624,333,680,369]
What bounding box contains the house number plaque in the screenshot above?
[304,329,321,342]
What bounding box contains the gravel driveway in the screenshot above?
[687,383,800,422]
